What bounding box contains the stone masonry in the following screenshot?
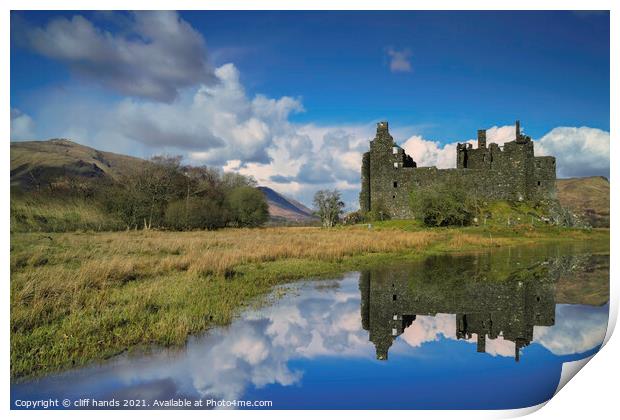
[359,121,557,218]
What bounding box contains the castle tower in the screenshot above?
[477,129,487,149]
[376,121,390,139]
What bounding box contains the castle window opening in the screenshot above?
[393,162,399,168]
[392,328,398,336]
[392,147,398,154]
[392,294,397,301]
[537,181,541,186]
[393,181,398,188]
[392,195,396,199]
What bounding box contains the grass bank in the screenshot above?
[10,224,609,378]
[11,194,125,232]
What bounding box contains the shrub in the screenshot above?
[409,180,479,227]
[342,210,365,225]
[165,197,227,230]
[227,186,269,227]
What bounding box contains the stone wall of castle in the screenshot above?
[359,121,557,219]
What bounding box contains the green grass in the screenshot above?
[10,225,609,379]
[11,194,124,232]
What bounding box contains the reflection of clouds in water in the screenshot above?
[399,304,607,359]
[400,313,455,347]
[110,280,606,402]
[112,274,372,401]
[399,314,516,357]
[534,304,608,355]
[482,337,517,357]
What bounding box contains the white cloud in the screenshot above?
[536,127,610,178]
[386,47,412,73]
[10,108,35,140]
[400,135,462,169]
[21,11,215,102]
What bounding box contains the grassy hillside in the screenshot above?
[557,176,610,227]
[11,139,146,191]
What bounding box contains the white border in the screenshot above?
[2,1,616,419]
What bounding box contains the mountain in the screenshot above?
[556,176,610,228]
[11,139,146,190]
[257,186,318,223]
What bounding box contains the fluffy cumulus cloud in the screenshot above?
[386,47,412,73]
[111,63,303,164]
[10,108,35,140]
[233,123,374,208]
[536,127,610,178]
[400,136,460,169]
[19,11,214,102]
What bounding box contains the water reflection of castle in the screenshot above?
[359,252,563,362]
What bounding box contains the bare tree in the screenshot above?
[313,189,344,228]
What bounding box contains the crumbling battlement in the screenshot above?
[360,121,556,219]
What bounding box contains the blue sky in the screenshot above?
[10,11,610,207]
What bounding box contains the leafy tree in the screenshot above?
[313,189,345,228]
[226,186,269,227]
[53,153,266,231]
[409,179,479,227]
[132,155,186,229]
[165,197,227,230]
[222,172,257,190]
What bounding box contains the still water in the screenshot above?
[12,244,609,409]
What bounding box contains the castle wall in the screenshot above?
[362,121,557,219]
[360,152,371,213]
[531,156,557,201]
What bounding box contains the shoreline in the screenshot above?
[10,225,610,379]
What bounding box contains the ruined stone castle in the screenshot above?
[359,121,556,218]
